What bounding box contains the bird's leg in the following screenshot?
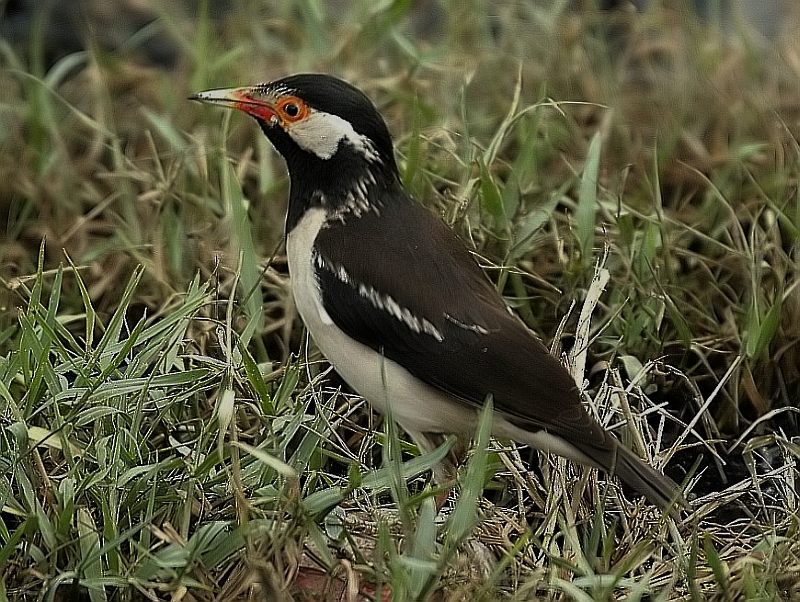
[405,430,466,511]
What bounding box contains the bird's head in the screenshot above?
[192,74,398,180]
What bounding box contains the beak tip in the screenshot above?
[189,88,244,105]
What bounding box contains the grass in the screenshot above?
[1,0,800,599]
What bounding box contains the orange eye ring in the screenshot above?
[277,97,308,122]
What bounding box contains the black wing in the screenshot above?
[313,194,611,450]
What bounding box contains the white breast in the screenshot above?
[285,207,476,435]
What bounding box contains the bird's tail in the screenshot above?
[607,441,686,515]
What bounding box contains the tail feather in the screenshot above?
[499,420,685,514]
[607,441,686,514]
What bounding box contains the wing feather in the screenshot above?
[313,195,611,450]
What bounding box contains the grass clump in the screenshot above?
[2,0,800,599]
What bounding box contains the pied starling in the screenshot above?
[192,74,683,512]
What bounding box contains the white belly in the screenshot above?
[285,208,477,435]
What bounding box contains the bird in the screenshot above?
[191,73,684,513]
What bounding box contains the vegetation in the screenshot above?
[1,1,799,600]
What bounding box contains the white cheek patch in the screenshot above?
[287,110,380,162]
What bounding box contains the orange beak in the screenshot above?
[190,86,278,123]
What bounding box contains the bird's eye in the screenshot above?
[277,97,307,122]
